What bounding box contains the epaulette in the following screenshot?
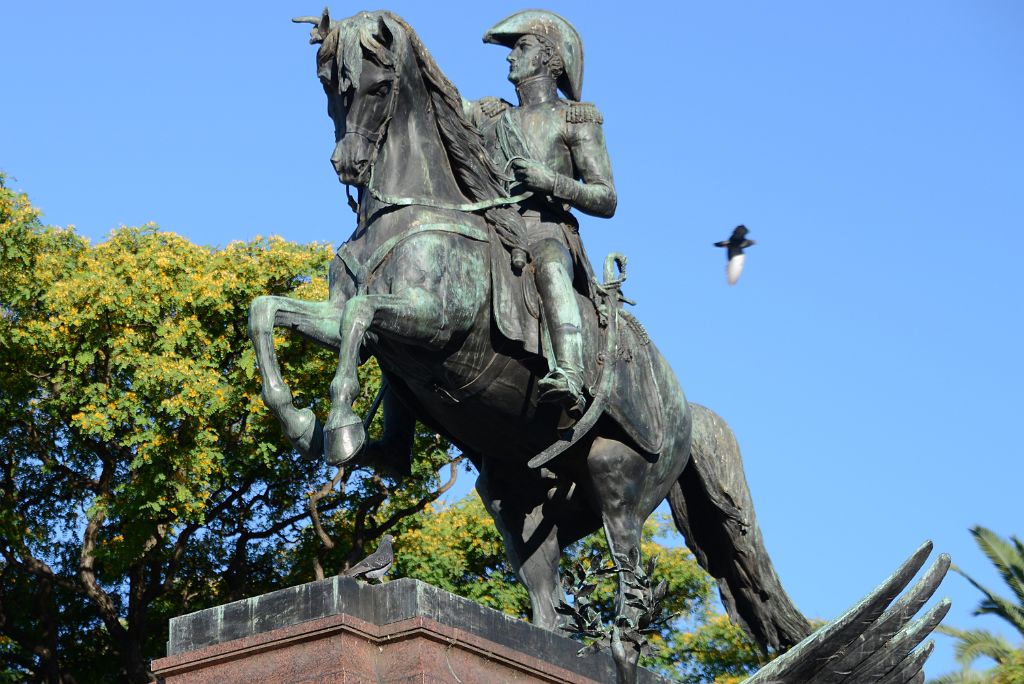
[565,102,603,125]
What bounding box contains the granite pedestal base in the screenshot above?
[152,577,669,684]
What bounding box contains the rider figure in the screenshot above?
[365,11,616,474]
[469,10,617,421]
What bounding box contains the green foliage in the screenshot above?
[390,491,530,614]
[677,614,765,684]
[932,527,1024,684]
[994,650,1024,684]
[0,176,460,681]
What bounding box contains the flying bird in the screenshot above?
[343,534,395,583]
[714,225,756,285]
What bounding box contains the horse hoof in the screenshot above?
[283,408,324,461]
[324,418,366,466]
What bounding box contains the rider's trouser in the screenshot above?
[531,235,585,395]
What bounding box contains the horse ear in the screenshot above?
[318,7,331,38]
[375,15,393,49]
[292,7,332,44]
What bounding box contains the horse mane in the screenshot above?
[319,12,527,252]
[385,14,527,250]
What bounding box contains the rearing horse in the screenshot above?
[249,9,809,659]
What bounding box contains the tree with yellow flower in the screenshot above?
[0,175,460,682]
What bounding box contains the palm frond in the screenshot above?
[945,627,1015,667]
[954,562,1024,637]
[975,596,1024,637]
[928,670,996,684]
[956,527,1024,637]
[934,528,1024,684]
[1012,535,1024,568]
[969,526,1024,613]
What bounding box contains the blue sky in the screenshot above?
[3,1,1022,678]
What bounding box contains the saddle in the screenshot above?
[488,232,666,461]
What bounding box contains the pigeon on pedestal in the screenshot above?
[714,225,756,285]
[343,534,395,583]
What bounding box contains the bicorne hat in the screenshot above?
[483,10,584,101]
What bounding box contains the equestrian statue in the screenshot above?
[248,10,949,682]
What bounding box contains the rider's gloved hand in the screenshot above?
[510,158,556,194]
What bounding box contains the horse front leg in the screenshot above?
[248,295,343,459]
[323,288,445,465]
[476,462,565,630]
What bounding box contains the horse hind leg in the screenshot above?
[666,402,811,652]
[248,295,342,460]
[583,436,652,679]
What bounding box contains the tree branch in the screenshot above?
[367,455,463,538]
[309,467,345,580]
[77,454,130,646]
[151,478,256,600]
[309,467,345,550]
[0,539,83,595]
[22,420,99,491]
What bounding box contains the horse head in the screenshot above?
[299,10,406,187]
[297,9,524,230]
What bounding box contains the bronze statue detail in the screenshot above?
[248,9,949,681]
[470,10,618,423]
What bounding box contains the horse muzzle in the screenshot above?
[331,137,372,186]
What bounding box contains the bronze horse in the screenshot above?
[248,9,809,658]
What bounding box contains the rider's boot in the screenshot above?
[535,259,587,424]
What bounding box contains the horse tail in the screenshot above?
[666,402,812,652]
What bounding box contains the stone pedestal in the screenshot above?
[151,577,670,683]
